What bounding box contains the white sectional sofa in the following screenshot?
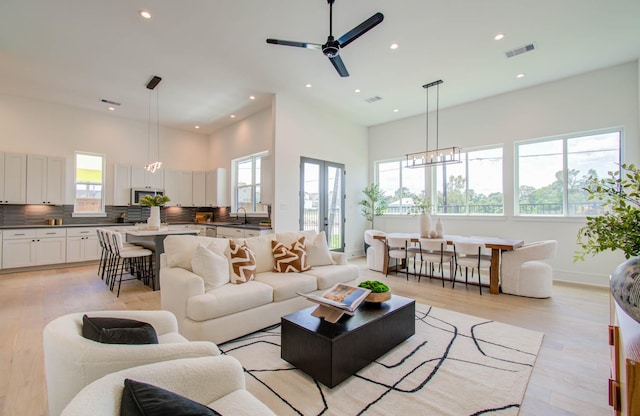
[160,230,359,344]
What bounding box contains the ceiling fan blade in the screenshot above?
[266,38,322,50]
[337,12,384,48]
[329,55,349,77]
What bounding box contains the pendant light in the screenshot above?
[144,75,163,173]
[406,80,461,168]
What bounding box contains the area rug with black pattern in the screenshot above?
[219,303,543,416]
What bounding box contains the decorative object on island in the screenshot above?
[406,80,461,168]
[359,183,388,230]
[144,75,163,173]
[358,280,391,303]
[435,218,444,238]
[139,194,171,228]
[575,164,640,323]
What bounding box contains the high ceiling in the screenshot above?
[1,0,639,134]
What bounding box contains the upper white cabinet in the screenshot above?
[26,155,65,205]
[179,171,193,207]
[260,155,274,205]
[0,152,27,204]
[131,165,163,189]
[113,164,132,206]
[163,170,194,207]
[192,171,206,207]
[205,168,229,207]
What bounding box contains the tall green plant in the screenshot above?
[359,183,387,229]
[575,164,640,261]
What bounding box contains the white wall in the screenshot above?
[0,93,209,205]
[273,93,369,257]
[368,62,640,286]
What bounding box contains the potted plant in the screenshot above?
[139,195,171,228]
[358,280,391,303]
[575,163,640,323]
[359,183,388,230]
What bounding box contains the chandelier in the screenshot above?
[145,75,163,173]
[406,79,461,168]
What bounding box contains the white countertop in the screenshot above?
[126,229,200,237]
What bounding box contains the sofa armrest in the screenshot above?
[160,267,206,329]
[331,252,347,265]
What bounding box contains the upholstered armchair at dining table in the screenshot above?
[500,240,558,298]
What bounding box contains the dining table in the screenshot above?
[373,233,524,295]
[126,228,200,290]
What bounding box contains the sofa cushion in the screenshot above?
[242,233,277,273]
[275,230,318,246]
[163,235,228,271]
[302,264,360,290]
[229,241,256,283]
[272,237,311,273]
[120,378,222,416]
[191,244,229,290]
[255,272,318,302]
[82,315,158,345]
[306,231,335,267]
[187,281,273,321]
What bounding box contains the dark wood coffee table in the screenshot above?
[281,294,415,388]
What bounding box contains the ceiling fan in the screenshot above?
[266,0,384,77]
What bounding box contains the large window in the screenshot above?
[376,159,426,215]
[516,129,621,216]
[434,146,504,215]
[74,152,105,215]
[233,152,267,213]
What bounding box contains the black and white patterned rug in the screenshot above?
[219,303,543,416]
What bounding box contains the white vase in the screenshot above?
[148,206,161,228]
[419,213,431,238]
[435,218,444,238]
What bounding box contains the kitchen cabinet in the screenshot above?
[216,226,272,239]
[192,171,206,207]
[179,171,193,207]
[113,164,132,206]
[164,170,194,207]
[0,152,27,204]
[26,154,65,205]
[2,228,67,268]
[66,227,100,262]
[131,165,164,189]
[205,168,228,207]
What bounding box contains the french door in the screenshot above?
[300,157,345,251]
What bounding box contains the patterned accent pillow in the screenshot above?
[272,236,312,273]
[228,241,256,283]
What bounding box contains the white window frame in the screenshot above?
[374,157,428,215]
[73,151,106,217]
[231,151,268,214]
[514,128,622,217]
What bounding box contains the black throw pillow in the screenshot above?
[82,315,159,345]
[120,378,222,416]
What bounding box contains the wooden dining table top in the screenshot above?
[373,233,524,251]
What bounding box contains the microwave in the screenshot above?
[131,188,165,205]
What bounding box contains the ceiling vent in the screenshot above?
[365,96,382,103]
[505,43,536,58]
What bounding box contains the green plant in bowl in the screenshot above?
[358,280,391,303]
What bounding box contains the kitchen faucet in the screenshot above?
[236,207,247,224]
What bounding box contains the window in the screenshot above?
[516,129,621,216]
[74,152,105,215]
[434,146,504,215]
[233,152,267,213]
[376,159,426,215]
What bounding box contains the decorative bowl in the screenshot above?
[365,291,391,303]
[611,257,640,324]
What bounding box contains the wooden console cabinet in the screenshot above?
[609,295,640,414]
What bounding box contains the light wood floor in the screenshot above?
[0,258,610,416]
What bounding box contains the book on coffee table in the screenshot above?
[298,283,371,323]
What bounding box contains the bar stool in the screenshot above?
[109,231,153,296]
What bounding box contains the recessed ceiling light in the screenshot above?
[354,89,360,93]
[230,114,236,118]
[393,109,399,113]
[494,33,505,40]
[249,95,255,100]
[390,43,399,50]
[195,125,200,129]
[305,84,312,88]
[516,73,525,78]
[140,10,151,19]
[108,107,115,111]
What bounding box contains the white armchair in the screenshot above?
[61,356,275,416]
[364,229,390,272]
[500,240,558,298]
[43,310,221,416]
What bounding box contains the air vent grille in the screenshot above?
[505,43,536,58]
[365,96,382,103]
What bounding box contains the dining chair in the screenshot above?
[453,241,491,295]
[414,238,454,286]
[385,236,416,280]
